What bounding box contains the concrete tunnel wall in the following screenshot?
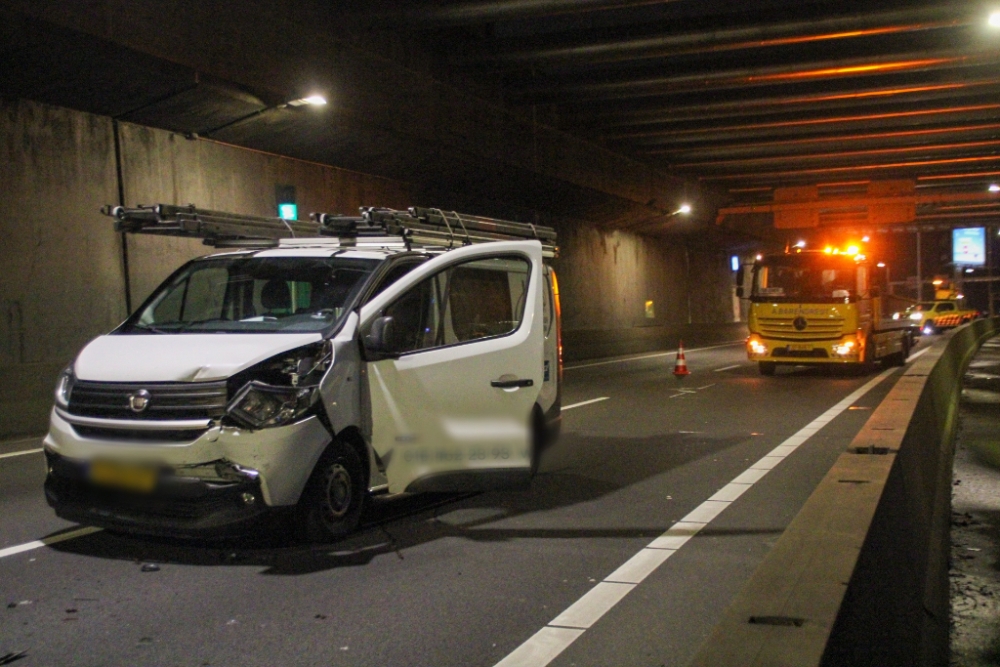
[0,98,739,438]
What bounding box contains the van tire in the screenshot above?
[296,440,366,543]
[530,405,549,477]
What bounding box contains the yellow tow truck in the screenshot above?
[738,246,915,375]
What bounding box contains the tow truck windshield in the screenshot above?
[751,255,863,303]
[121,256,378,334]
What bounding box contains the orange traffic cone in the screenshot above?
[673,340,691,378]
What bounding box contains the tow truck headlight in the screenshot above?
[54,364,75,409]
[909,312,923,321]
[748,335,767,355]
[226,381,318,429]
[833,340,856,356]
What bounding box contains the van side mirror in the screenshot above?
[363,316,400,360]
[735,265,745,298]
[736,286,744,298]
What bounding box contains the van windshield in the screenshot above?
[122,256,378,334]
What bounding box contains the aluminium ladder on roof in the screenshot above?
[102,204,558,257]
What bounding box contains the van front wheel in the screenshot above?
[297,441,366,542]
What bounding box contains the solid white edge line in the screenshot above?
[713,364,742,372]
[0,526,103,560]
[494,356,911,667]
[564,342,743,371]
[562,397,610,411]
[604,548,677,584]
[548,582,636,629]
[0,448,43,460]
[493,627,585,667]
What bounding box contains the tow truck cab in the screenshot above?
[740,248,913,375]
[43,205,562,540]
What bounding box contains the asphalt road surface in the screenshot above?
[0,340,931,667]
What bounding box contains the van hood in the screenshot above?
[73,333,324,382]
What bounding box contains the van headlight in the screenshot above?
[223,342,331,429]
[54,364,75,409]
[226,381,319,429]
[909,312,923,321]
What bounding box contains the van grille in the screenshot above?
[67,381,228,421]
[757,316,845,341]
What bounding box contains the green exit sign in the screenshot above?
[276,184,297,220]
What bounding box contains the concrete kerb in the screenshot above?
[688,318,1000,667]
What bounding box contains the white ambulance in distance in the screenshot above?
[44,204,562,541]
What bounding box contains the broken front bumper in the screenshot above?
[43,451,279,538]
[43,407,333,537]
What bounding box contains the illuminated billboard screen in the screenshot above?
[953,227,986,266]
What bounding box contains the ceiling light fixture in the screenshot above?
[286,95,328,108]
[193,93,330,138]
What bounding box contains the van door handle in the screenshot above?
[491,378,534,388]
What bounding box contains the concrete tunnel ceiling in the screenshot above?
[5,0,1000,242]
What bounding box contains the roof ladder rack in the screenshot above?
[103,203,558,256]
[312,207,558,257]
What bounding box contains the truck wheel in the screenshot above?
[297,440,366,543]
[758,362,776,376]
[894,336,911,367]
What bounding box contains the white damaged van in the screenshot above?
[44,205,562,540]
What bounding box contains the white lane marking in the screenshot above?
[564,342,743,371]
[708,482,752,503]
[562,397,610,411]
[492,363,904,667]
[696,384,716,390]
[647,522,703,550]
[713,364,741,372]
[0,448,43,460]
[605,547,677,584]
[548,583,635,629]
[0,526,103,560]
[682,500,731,525]
[494,628,585,667]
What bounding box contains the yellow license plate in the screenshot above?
[789,343,813,351]
[90,460,157,493]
